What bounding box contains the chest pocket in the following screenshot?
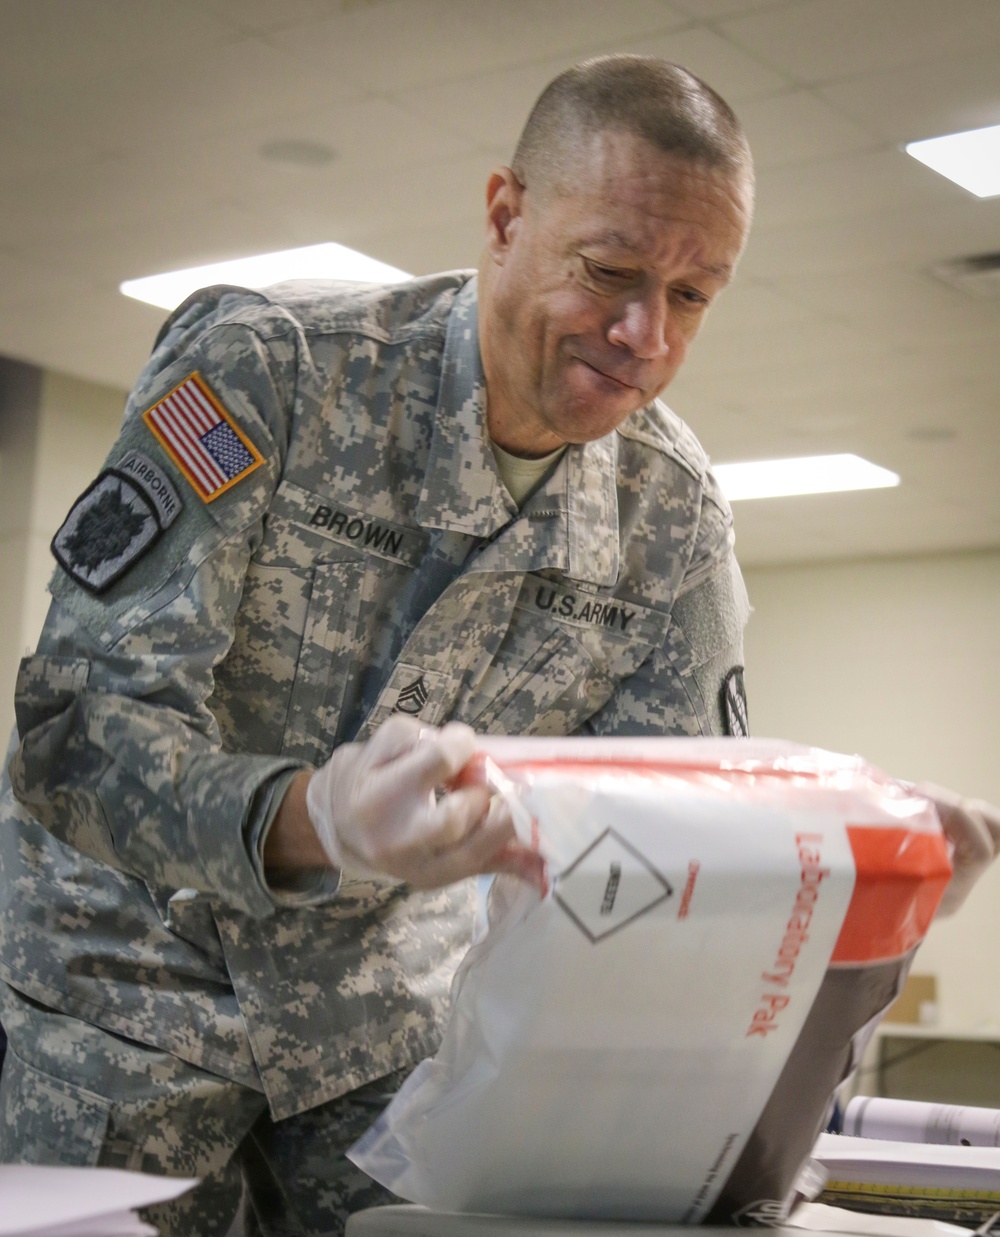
[463,575,670,736]
[281,552,364,762]
[210,511,364,764]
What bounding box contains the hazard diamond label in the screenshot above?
[555,827,673,943]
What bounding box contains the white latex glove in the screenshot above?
[917,782,1000,917]
[305,714,543,890]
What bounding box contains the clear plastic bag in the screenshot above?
[351,737,951,1224]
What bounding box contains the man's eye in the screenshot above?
[584,259,631,283]
[675,287,710,308]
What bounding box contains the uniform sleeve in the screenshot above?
[7,288,322,918]
[584,475,751,739]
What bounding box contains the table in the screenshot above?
[345,1208,810,1235]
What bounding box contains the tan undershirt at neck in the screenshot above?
[491,441,567,508]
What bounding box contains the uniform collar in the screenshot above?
[416,277,512,535]
[416,276,620,588]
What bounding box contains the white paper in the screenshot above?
[12,1218,156,1237]
[813,1131,1000,1187]
[789,1201,971,1237]
[0,1164,198,1237]
[845,1096,1000,1147]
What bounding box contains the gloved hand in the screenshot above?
[305,714,544,891]
[918,782,1000,916]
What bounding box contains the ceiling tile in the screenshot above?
[252,151,494,256]
[267,0,690,95]
[719,0,1000,84]
[668,0,793,18]
[752,147,958,231]
[730,485,1000,566]
[0,0,239,104]
[0,111,481,283]
[358,218,486,278]
[738,197,1000,281]
[198,0,347,36]
[777,264,1000,343]
[390,58,600,157]
[4,35,365,151]
[0,120,106,181]
[598,25,792,100]
[818,48,1000,144]
[736,90,877,168]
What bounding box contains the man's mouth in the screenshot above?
[577,357,640,391]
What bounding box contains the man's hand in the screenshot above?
[918,782,1000,917]
[271,715,544,891]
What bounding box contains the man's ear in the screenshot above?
[484,166,525,263]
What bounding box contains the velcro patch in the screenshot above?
[722,666,749,737]
[395,673,430,715]
[367,663,449,729]
[518,576,668,644]
[141,371,263,502]
[116,450,182,529]
[52,470,164,594]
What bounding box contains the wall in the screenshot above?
[0,359,43,734]
[0,360,126,735]
[742,551,1000,1033]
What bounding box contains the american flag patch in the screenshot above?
[141,372,263,502]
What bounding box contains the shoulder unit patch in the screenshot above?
[52,469,166,594]
[141,371,263,502]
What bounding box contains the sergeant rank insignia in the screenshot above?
[142,371,263,502]
[395,674,430,715]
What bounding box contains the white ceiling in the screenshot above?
[2,0,998,567]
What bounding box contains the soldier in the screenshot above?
[0,54,996,1237]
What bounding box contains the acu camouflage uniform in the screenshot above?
[0,273,748,1231]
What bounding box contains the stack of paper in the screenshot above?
[789,1200,973,1237]
[0,1164,198,1237]
[812,1132,1000,1228]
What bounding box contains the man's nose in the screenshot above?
[606,296,671,360]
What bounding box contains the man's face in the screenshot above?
[480,130,753,457]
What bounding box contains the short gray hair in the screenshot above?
[511,55,753,195]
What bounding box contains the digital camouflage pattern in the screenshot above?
[0,981,405,1236]
[0,272,749,1124]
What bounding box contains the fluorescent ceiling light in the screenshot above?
[905,124,1000,198]
[714,454,899,502]
[120,242,411,310]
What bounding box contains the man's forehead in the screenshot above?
[578,225,737,278]
[563,138,750,211]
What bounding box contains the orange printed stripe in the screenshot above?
[830,825,951,964]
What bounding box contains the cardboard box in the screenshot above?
[882,973,938,1024]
